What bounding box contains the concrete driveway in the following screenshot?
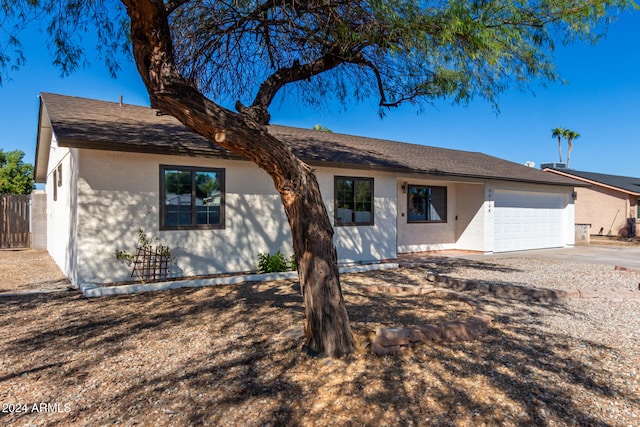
[459,245,640,270]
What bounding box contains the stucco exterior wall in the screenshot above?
[397,178,460,253]
[574,186,632,236]
[74,150,291,284]
[454,182,487,252]
[483,186,495,253]
[317,168,397,264]
[49,145,577,286]
[72,150,398,285]
[45,138,78,284]
[396,179,503,253]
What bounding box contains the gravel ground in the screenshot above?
[0,249,70,294]
[411,255,640,425]
[1,250,639,426]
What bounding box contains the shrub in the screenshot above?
[257,251,297,273]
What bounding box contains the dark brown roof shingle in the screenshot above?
[546,168,640,195]
[39,92,580,187]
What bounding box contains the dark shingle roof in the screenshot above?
[38,92,580,187]
[546,168,640,195]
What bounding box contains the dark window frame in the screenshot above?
[52,169,57,202]
[334,176,375,227]
[159,165,225,230]
[407,185,447,223]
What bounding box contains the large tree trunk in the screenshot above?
[122,0,355,357]
[284,162,356,357]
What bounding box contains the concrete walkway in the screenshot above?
[442,245,640,270]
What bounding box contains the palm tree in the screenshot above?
[551,127,566,163]
[565,129,581,168]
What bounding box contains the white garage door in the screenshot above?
[493,190,566,253]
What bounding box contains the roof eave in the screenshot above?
[308,160,582,187]
[53,137,244,161]
[544,168,638,195]
[34,97,52,183]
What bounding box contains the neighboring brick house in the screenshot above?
[35,93,582,287]
[544,168,640,236]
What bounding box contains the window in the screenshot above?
[334,176,374,226]
[57,164,62,187]
[407,185,447,223]
[160,165,225,230]
[52,170,57,202]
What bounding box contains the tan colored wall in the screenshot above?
[575,186,631,236]
[30,191,47,249]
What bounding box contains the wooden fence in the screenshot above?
[1,195,31,249]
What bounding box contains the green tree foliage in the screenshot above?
[0,149,34,194]
[0,0,632,357]
[312,124,333,133]
[0,1,128,85]
[1,1,633,113]
[551,127,581,167]
[565,129,581,168]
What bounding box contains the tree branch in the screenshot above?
[122,0,297,175]
[350,56,389,106]
[245,45,350,124]
[164,0,189,15]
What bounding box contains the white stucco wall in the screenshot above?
[45,137,78,285]
[53,145,576,285]
[396,179,575,254]
[397,178,460,253]
[317,168,397,264]
[483,186,495,253]
[74,150,292,284]
[454,182,487,251]
[72,150,398,285]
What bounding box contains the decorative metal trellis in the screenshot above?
[130,245,171,282]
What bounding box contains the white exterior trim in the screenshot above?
[80,263,400,297]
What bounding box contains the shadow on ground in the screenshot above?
[0,260,636,426]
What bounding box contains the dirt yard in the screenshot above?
[0,249,70,294]
[1,250,638,426]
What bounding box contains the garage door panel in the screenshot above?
[494,191,566,252]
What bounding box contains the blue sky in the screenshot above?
[1,9,638,178]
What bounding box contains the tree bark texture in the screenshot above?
[121,0,355,357]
